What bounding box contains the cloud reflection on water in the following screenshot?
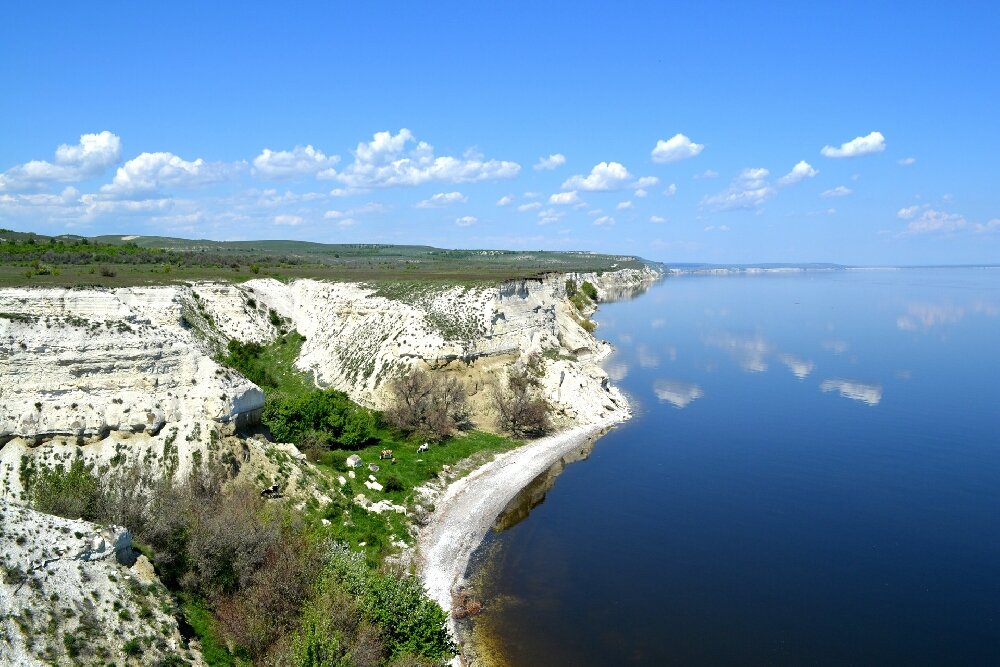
[653,379,704,408]
[779,354,816,379]
[820,378,882,405]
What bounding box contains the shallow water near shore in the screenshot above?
[467,268,1000,665]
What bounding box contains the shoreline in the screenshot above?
[415,411,628,639]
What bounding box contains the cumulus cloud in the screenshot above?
[537,208,565,225]
[496,195,513,206]
[634,188,648,198]
[778,160,818,186]
[664,183,677,197]
[252,145,339,179]
[416,191,467,208]
[323,202,387,219]
[517,201,542,212]
[694,169,718,179]
[0,131,122,191]
[897,205,920,219]
[651,134,704,163]
[650,215,666,223]
[634,176,659,190]
[455,215,477,227]
[274,214,303,226]
[561,161,632,191]
[593,215,615,226]
[548,191,580,205]
[821,131,886,158]
[100,152,240,198]
[975,219,1000,233]
[616,200,633,210]
[702,168,775,210]
[898,157,917,166]
[534,154,566,171]
[821,186,852,198]
[327,129,520,188]
[899,207,967,235]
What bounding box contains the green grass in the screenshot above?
[180,596,234,666]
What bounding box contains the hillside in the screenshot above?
[0,228,659,287]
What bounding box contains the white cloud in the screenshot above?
[416,191,467,208]
[0,131,122,191]
[975,219,1000,233]
[651,133,704,163]
[634,188,648,198]
[821,131,886,158]
[537,208,565,225]
[650,215,666,223]
[593,215,615,226]
[337,218,356,228]
[523,191,541,199]
[100,152,240,198]
[329,128,520,188]
[664,183,677,197]
[455,215,477,227]
[898,157,917,166]
[274,214,303,226]
[694,169,718,180]
[821,186,852,198]
[616,200,633,210]
[534,154,566,171]
[899,208,967,235]
[252,145,338,179]
[634,176,659,189]
[778,160,818,186]
[517,201,542,212]
[496,195,514,206]
[897,205,920,219]
[702,167,775,210]
[561,161,632,191]
[548,191,580,205]
[323,202,386,219]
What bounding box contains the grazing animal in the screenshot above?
[260,483,281,499]
[380,449,393,460]
[417,443,430,453]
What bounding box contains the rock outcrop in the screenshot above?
[0,500,203,666]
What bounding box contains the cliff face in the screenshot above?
[0,266,660,499]
[0,500,202,666]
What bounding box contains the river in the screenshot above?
[467,268,1000,665]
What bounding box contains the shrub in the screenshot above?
[384,476,404,493]
[263,389,378,449]
[223,339,277,388]
[492,367,551,437]
[28,457,99,520]
[384,370,469,442]
[580,280,598,302]
[99,266,116,278]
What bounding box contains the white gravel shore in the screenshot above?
[416,417,622,624]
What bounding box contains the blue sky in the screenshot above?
[2,2,998,265]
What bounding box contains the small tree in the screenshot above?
[492,365,550,437]
[385,370,469,442]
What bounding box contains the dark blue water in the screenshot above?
[471,269,1000,666]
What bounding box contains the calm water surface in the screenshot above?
[470,268,1000,666]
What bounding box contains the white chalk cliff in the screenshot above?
[0,266,660,500]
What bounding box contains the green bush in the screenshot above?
[324,544,455,662]
[28,457,99,520]
[580,280,598,302]
[223,339,277,388]
[263,389,378,449]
